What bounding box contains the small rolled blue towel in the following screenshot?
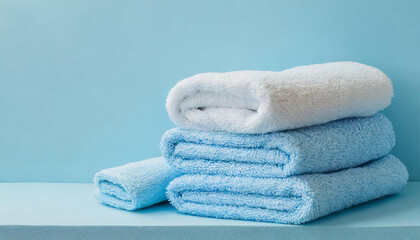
[94,157,182,210]
[161,113,394,178]
[167,155,408,224]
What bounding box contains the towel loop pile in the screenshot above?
[94,61,408,225]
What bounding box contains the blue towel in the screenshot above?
[94,157,182,210]
[167,155,408,224]
[161,113,394,178]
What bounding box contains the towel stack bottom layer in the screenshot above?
[167,155,408,224]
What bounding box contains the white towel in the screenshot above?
[166,62,393,133]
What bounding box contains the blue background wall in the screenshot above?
[1,0,419,182]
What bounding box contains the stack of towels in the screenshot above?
[94,62,408,224]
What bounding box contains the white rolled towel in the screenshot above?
[166,62,393,134]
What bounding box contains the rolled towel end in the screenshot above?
[94,157,182,211]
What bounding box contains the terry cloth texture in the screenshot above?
[94,157,182,210]
[167,154,408,224]
[166,61,393,134]
[161,114,395,178]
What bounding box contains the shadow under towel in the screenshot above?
[166,155,408,224]
[161,114,394,178]
[94,157,182,210]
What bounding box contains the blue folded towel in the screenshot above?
[167,154,408,224]
[161,113,394,178]
[94,157,182,210]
